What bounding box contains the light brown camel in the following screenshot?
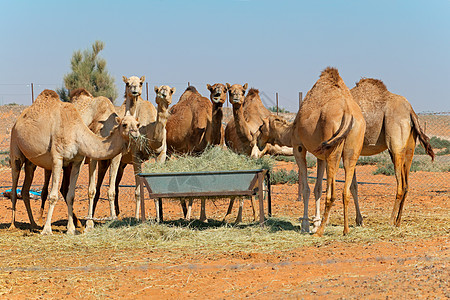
[39,88,120,227]
[9,90,140,234]
[258,68,366,236]
[88,80,174,225]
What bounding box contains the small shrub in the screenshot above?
[270,169,298,185]
[437,147,450,156]
[429,136,450,149]
[414,145,427,155]
[357,156,384,165]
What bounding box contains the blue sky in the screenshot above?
[1,0,449,112]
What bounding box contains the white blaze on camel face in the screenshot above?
[207,83,227,104]
[226,83,248,105]
[123,76,145,98]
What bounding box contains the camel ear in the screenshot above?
[226,83,231,90]
[140,76,145,83]
[243,83,248,90]
[206,84,212,91]
[170,87,176,95]
[122,76,128,83]
[115,116,122,124]
[154,86,159,93]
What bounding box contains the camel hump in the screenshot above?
[315,113,354,154]
[36,89,59,101]
[410,112,435,161]
[247,88,259,96]
[185,86,198,93]
[356,78,387,91]
[70,88,93,100]
[320,67,341,87]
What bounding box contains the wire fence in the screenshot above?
[0,84,448,223]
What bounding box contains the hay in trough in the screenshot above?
[142,146,274,173]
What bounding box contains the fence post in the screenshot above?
[188,82,190,87]
[31,83,34,104]
[276,92,279,115]
[146,82,149,100]
[299,92,302,109]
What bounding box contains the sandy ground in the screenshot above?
[0,105,449,298]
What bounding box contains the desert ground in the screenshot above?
[0,105,448,299]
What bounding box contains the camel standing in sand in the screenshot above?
[39,88,121,227]
[293,67,365,236]
[258,68,366,235]
[9,90,140,234]
[88,78,174,224]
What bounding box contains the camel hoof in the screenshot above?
[8,224,17,231]
[66,228,77,235]
[86,219,95,230]
[300,219,310,233]
[36,218,44,227]
[41,228,53,235]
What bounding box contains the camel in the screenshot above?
[9,89,140,234]
[206,83,227,146]
[258,68,366,236]
[39,88,120,227]
[88,79,174,225]
[166,86,213,154]
[224,85,293,158]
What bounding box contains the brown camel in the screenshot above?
[39,88,121,227]
[206,83,227,146]
[88,80,174,225]
[258,68,366,235]
[166,86,213,154]
[9,90,140,234]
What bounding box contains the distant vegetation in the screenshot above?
[268,106,289,113]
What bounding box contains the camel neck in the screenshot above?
[211,104,223,145]
[78,127,126,161]
[232,103,252,143]
[125,96,139,116]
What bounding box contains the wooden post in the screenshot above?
[276,92,279,115]
[31,83,34,104]
[140,177,146,221]
[146,82,149,100]
[299,92,302,109]
[188,82,190,87]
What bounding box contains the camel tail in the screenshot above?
[315,114,354,154]
[410,112,435,161]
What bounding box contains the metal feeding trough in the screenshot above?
[138,169,271,223]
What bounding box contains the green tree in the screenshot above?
[59,40,118,103]
[268,106,288,113]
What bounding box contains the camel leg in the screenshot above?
[293,145,311,233]
[199,198,207,222]
[311,159,325,232]
[60,164,82,228]
[341,153,360,235]
[223,197,236,222]
[154,198,161,222]
[133,158,143,220]
[350,170,363,226]
[9,157,24,230]
[87,158,98,223]
[21,160,38,229]
[42,158,63,235]
[180,198,188,218]
[235,197,244,224]
[38,169,52,226]
[107,155,122,219]
[65,159,83,235]
[314,149,341,237]
[185,198,194,220]
[390,134,415,226]
[114,162,127,217]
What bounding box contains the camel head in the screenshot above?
[257,115,291,149]
[207,83,227,105]
[154,85,175,109]
[123,75,145,98]
[116,113,141,140]
[226,83,248,106]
